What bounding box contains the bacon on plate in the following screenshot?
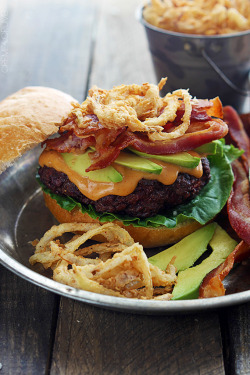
[227,160,250,246]
[199,107,250,298]
[224,106,250,175]
[199,241,250,298]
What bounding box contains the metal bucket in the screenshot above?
[139,8,250,113]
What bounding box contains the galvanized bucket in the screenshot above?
[139,8,250,113]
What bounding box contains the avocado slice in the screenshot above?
[194,141,219,155]
[149,223,217,272]
[115,152,162,174]
[129,148,200,168]
[88,146,162,174]
[62,152,123,183]
[172,225,238,300]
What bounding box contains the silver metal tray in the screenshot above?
[0,147,249,314]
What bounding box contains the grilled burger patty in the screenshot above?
[39,158,210,219]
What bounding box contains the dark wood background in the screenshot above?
[0,1,249,374]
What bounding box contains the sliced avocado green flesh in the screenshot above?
[62,152,123,183]
[149,223,217,272]
[194,142,218,155]
[172,225,238,300]
[129,148,200,168]
[115,152,162,174]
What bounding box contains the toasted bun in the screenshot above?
[0,86,77,174]
[43,192,202,248]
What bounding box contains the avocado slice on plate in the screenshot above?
[172,225,238,300]
[149,223,217,272]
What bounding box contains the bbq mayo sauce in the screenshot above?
[39,150,203,201]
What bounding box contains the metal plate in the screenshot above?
[0,148,249,314]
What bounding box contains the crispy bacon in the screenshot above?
[240,113,250,138]
[224,106,250,246]
[131,119,228,155]
[199,241,250,298]
[43,117,227,167]
[175,97,223,118]
[162,99,217,133]
[43,132,95,153]
[86,127,131,172]
[163,108,211,132]
[227,160,250,246]
[189,107,211,122]
[205,97,223,118]
[198,105,250,299]
[180,98,220,113]
[223,106,250,175]
[53,117,227,170]
[191,99,213,109]
[60,114,104,136]
[43,98,227,170]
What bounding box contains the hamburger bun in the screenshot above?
[0,84,227,249]
[43,191,202,248]
[0,86,76,174]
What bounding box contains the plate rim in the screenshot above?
[1,246,250,314]
[1,148,249,315]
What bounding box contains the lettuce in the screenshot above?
[38,141,242,229]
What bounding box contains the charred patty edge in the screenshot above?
[38,158,210,219]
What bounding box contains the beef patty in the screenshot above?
[39,158,210,219]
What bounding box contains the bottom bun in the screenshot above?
[43,192,202,248]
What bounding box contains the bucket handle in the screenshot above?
[201,48,250,97]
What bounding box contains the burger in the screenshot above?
[0,81,242,248]
[34,79,242,247]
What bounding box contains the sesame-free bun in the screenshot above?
[0,86,77,174]
[43,191,202,248]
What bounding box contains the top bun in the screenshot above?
[0,86,77,174]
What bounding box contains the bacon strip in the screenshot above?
[223,106,250,174]
[163,108,211,131]
[131,119,228,155]
[240,113,250,138]
[86,128,132,171]
[224,107,250,246]
[206,97,223,118]
[43,98,227,170]
[60,114,104,136]
[199,241,250,298]
[189,108,211,122]
[43,132,95,153]
[44,118,227,168]
[199,106,250,298]
[180,97,222,118]
[227,160,250,246]
[79,117,227,169]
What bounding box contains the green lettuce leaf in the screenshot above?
[38,141,239,229]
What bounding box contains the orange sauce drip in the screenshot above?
[39,150,203,201]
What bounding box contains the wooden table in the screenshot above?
[0,1,249,374]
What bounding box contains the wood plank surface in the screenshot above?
[0,265,58,374]
[0,1,249,375]
[220,303,250,375]
[0,1,58,373]
[51,299,225,375]
[0,0,96,101]
[0,0,96,374]
[89,0,155,88]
